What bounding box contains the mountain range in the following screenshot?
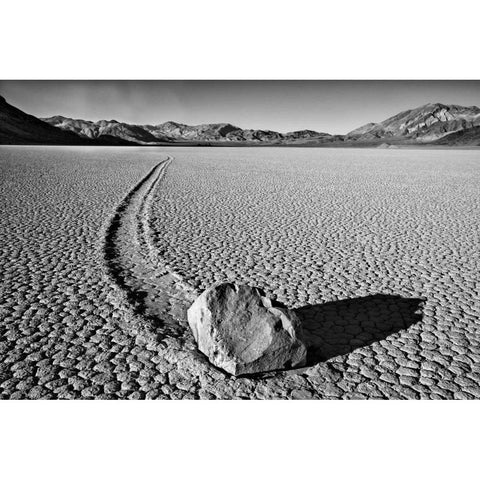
[0,95,136,146]
[1,94,479,146]
[41,116,340,145]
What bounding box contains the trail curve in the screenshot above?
[102,155,196,342]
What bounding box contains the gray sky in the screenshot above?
[1,80,479,134]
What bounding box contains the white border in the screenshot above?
[1,401,479,480]
[1,1,479,479]
[2,0,480,79]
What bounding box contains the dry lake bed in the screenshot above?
[1,146,479,399]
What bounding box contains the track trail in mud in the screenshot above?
[102,155,196,340]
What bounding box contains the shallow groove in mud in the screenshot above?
[102,155,195,341]
[104,163,163,284]
[103,160,168,310]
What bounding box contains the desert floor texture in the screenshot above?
[1,146,479,399]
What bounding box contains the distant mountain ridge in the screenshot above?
[1,94,479,146]
[144,122,340,144]
[42,116,336,145]
[43,115,169,144]
[346,103,480,143]
[42,102,480,146]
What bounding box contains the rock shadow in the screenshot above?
[294,294,424,365]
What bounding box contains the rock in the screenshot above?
[187,283,307,375]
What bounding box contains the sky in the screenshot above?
[1,80,479,135]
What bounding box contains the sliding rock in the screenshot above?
[187,283,307,375]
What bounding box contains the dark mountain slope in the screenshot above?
[0,96,136,146]
[0,95,91,145]
[432,125,480,146]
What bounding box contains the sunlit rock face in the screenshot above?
[187,283,307,375]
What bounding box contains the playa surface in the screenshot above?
[1,146,479,399]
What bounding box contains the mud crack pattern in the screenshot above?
[1,146,480,399]
[148,147,480,399]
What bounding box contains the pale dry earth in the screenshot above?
[149,147,480,399]
[1,146,479,399]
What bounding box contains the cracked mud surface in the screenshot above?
[149,148,480,399]
[1,146,480,399]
